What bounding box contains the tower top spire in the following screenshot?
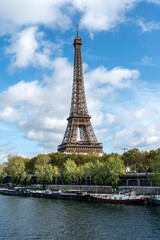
[77,24,79,37]
[74,24,82,46]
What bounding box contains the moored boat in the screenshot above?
[90,192,146,204]
[0,188,31,197]
[30,190,90,201]
[150,195,160,205]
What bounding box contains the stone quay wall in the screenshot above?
[31,184,160,195]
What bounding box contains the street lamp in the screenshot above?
[121,147,128,153]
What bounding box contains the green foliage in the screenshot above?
[49,152,68,168]
[92,160,105,185]
[35,154,51,166]
[49,152,103,168]
[6,155,26,184]
[25,174,32,185]
[63,159,78,184]
[103,156,125,188]
[44,164,55,183]
[83,162,94,180]
[122,148,152,172]
[149,154,160,186]
[1,148,160,187]
[25,157,36,174]
[53,166,60,183]
[35,154,54,186]
[0,164,7,183]
[76,165,84,184]
[90,156,125,188]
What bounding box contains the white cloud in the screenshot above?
[137,18,160,32]
[0,0,143,36]
[105,109,154,126]
[6,26,63,70]
[0,57,73,150]
[84,66,139,127]
[73,0,138,32]
[85,66,139,89]
[95,128,109,142]
[0,80,46,107]
[103,83,160,152]
[114,123,160,150]
[0,0,71,35]
[105,113,116,125]
[0,0,158,75]
[0,107,20,122]
[0,57,72,108]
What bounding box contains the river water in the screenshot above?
[0,195,160,240]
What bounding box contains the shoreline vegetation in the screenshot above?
[0,148,160,188]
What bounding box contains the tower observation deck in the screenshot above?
[57,26,103,154]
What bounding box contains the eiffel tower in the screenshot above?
[58,26,103,154]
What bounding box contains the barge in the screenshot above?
[0,188,90,201]
[0,188,30,197]
[30,190,90,201]
[90,192,147,204]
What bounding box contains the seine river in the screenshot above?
[0,195,160,240]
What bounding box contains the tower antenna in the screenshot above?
[77,24,79,37]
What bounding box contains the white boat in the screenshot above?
[90,192,146,204]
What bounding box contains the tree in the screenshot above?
[34,154,54,188]
[53,166,60,184]
[122,148,149,172]
[92,160,105,185]
[6,155,26,184]
[25,157,36,174]
[83,162,94,184]
[76,165,84,188]
[0,164,7,183]
[25,174,32,185]
[103,156,125,188]
[149,154,160,186]
[63,159,78,184]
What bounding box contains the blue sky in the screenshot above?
[0,0,160,163]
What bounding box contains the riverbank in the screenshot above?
[32,184,160,195]
[1,184,160,194]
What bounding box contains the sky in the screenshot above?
[0,0,160,163]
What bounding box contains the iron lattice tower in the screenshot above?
[58,26,103,154]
